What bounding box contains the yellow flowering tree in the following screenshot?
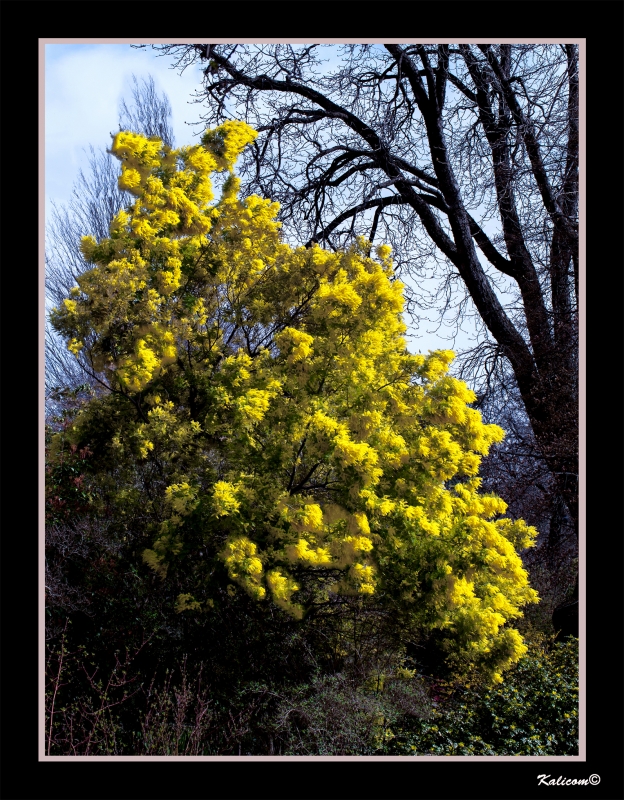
[50,121,538,683]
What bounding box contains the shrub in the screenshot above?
[272,669,431,755]
[380,634,578,755]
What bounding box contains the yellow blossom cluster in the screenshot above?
[222,536,265,600]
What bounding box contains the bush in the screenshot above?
[271,669,431,755]
[380,634,578,755]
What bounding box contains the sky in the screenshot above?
[44,43,478,356]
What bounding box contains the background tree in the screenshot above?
[144,44,579,582]
[473,377,576,627]
[46,75,174,416]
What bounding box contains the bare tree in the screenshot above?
[144,44,579,546]
[472,374,577,625]
[118,73,174,146]
[45,75,175,415]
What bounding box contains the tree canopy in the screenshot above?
[50,121,539,683]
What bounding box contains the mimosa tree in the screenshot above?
[50,121,539,683]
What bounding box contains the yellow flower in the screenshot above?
[213,481,240,516]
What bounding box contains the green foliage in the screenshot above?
[379,635,579,755]
[45,402,95,527]
[46,631,577,756]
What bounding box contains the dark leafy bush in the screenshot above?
[380,634,578,755]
